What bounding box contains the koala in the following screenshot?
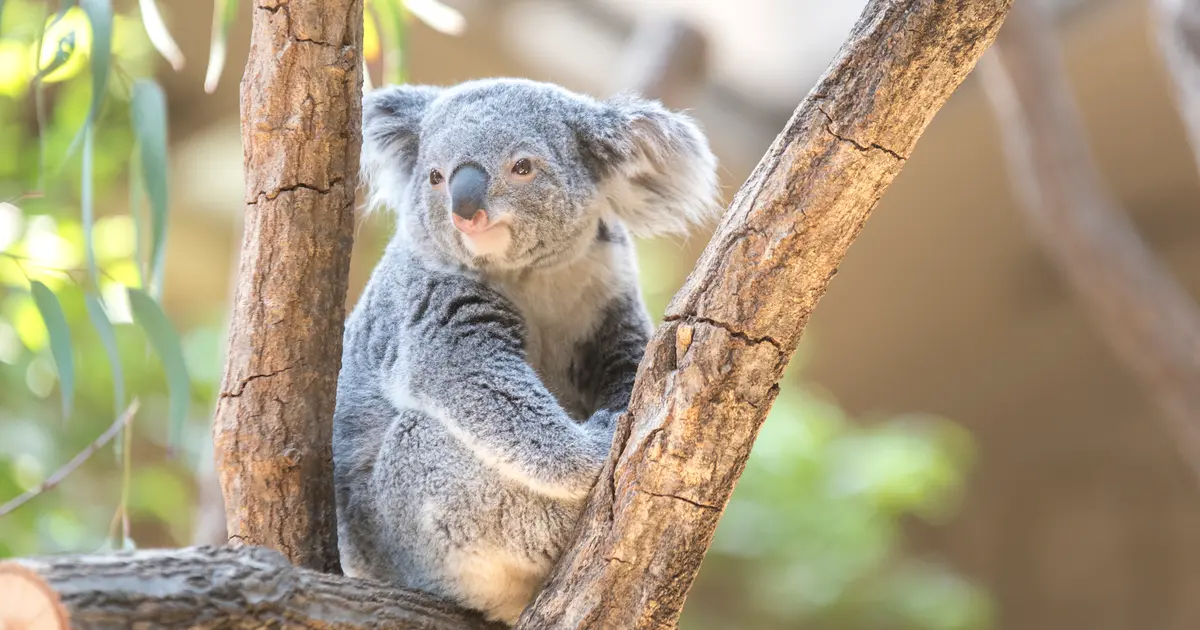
[332,77,720,625]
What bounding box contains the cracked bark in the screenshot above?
[0,546,504,630]
[517,1,1012,627]
[212,0,362,573]
[982,0,1200,482]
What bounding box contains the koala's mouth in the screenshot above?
[455,214,512,258]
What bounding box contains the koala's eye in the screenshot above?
[429,168,444,186]
[511,158,533,177]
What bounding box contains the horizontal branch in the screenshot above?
[0,545,504,630]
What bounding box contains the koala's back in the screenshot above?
[333,247,594,622]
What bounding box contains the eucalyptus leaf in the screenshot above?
[32,30,74,83]
[81,0,112,119]
[130,145,147,287]
[130,80,169,296]
[85,292,126,420]
[371,0,407,84]
[204,0,240,93]
[64,0,112,161]
[138,0,185,71]
[127,288,190,448]
[81,124,98,287]
[30,281,75,419]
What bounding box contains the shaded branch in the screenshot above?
[518,1,1013,628]
[981,0,1200,480]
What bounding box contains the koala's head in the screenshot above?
[361,78,720,272]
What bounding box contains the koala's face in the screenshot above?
[361,79,720,272]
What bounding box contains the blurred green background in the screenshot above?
[3,1,1199,629]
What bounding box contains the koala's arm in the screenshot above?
[396,277,616,500]
[572,294,651,419]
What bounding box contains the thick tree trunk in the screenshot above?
[1155,0,1200,171]
[981,0,1200,481]
[0,546,502,630]
[212,0,363,572]
[517,1,1012,628]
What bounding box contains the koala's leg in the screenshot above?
[395,278,615,501]
[362,404,581,625]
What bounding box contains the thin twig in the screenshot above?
[0,400,140,518]
[0,252,121,284]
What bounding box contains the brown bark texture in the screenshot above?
[0,546,503,630]
[212,0,363,572]
[517,1,1013,628]
[981,0,1200,482]
[1156,0,1200,172]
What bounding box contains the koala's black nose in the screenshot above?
[449,163,490,221]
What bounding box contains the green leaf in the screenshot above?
[130,80,169,296]
[129,145,147,287]
[32,30,74,83]
[138,0,185,71]
[82,0,112,120]
[127,288,190,447]
[371,0,408,84]
[29,281,74,419]
[85,293,125,420]
[61,0,112,164]
[204,0,240,93]
[81,123,98,287]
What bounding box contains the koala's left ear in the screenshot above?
[576,94,722,238]
[360,84,442,213]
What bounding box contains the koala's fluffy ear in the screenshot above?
[577,94,722,238]
[360,84,442,213]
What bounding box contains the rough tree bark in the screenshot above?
[517,1,1011,627]
[0,0,1011,627]
[211,0,363,573]
[0,547,502,630]
[980,0,1200,482]
[1155,0,1200,171]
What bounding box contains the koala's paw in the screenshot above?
[587,408,624,433]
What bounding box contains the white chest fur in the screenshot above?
[488,244,631,418]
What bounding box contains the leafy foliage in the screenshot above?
[28,280,72,418]
[682,386,990,630]
[0,0,194,554]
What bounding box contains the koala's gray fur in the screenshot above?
[333,78,720,625]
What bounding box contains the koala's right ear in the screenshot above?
[360,84,442,213]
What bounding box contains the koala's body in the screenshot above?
[333,78,719,625]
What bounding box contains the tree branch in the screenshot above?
[212,0,363,572]
[518,1,1013,628]
[0,546,504,630]
[1154,0,1200,172]
[980,0,1200,483]
[0,401,140,518]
